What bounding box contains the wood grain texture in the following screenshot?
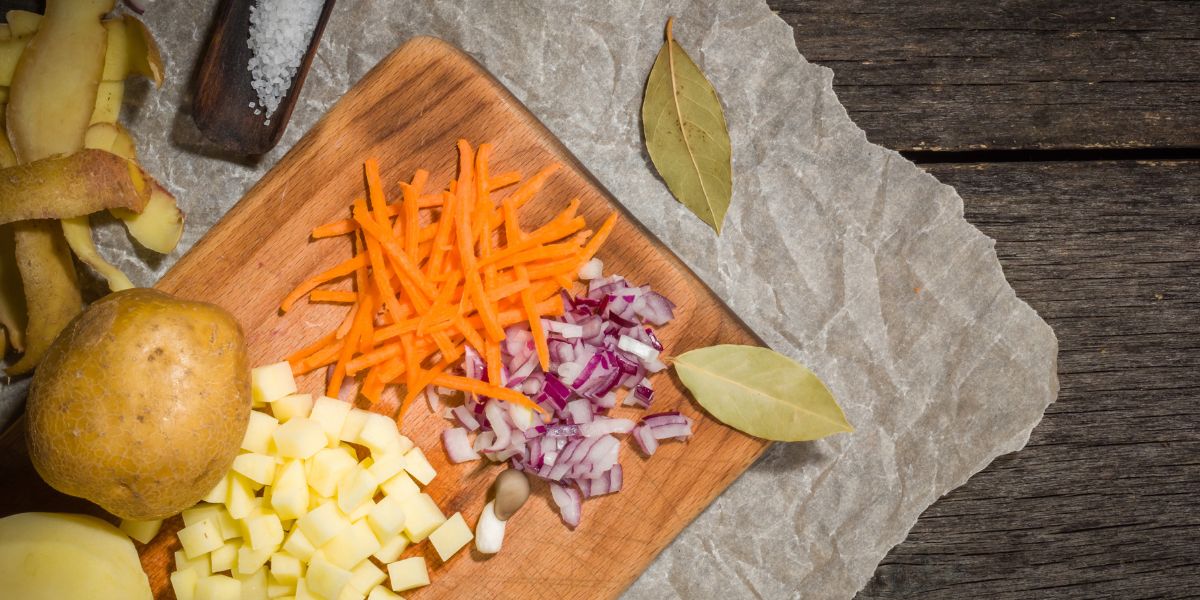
[148,37,764,598]
[768,0,1200,152]
[857,160,1200,599]
[191,0,335,154]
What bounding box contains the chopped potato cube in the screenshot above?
[365,450,406,483]
[297,501,350,546]
[242,411,280,454]
[273,418,327,459]
[170,568,199,600]
[428,512,473,562]
[323,521,381,570]
[401,447,436,486]
[195,574,241,600]
[227,473,258,519]
[379,472,420,501]
[237,545,273,575]
[310,395,352,445]
[244,513,285,551]
[372,532,409,563]
[233,452,278,487]
[270,552,304,585]
[386,557,429,592]
[175,549,212,577]
[398,493,445,543]
[209,540,239,573]
[306,552,352,600]
[295,578,318,600]
[183,504,240,541]
[346,498,374,522]
[271,393,314,422]
[267,575,294,599]
[119,518,162,544]
[283,528,317,562]
[348,560,386,594]
[336,466,378,514]
[367,585,403,600]
[178,518,224,559]
[306,446,359,497]
[234,568,268,600]
[271,459,310,521]
[337,585,366,600]
[366,494,406,540]
[356,413,403,455]
[203,472,232,504]
[338,408,371,443]
[252,362,297,404]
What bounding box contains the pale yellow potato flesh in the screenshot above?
[0,512,153,600]
[5,11,41,38]
[90,80,124,125]
[101,123,185,254]
[6,0,112,164]
[0,36,30,87]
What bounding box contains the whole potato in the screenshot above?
[26,288,250,520]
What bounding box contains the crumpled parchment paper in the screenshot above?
[87,0,1058,597]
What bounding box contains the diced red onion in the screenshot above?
[452,405,480,431]
[442,428,480,463]
[578,417,635,437]
[633,423,658,456]
[617,335,659,361]
[578,258,603,280]
[565,399,593,424]
[550,483,582,528]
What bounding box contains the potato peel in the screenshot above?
[7,220,81,376]
[0,149,152,225]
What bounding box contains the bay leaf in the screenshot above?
[674,345,853,441]
[641,17,733,233]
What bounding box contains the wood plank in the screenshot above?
[139,37,763,598]
[857,159,1200,598]
[768,0,1200,152]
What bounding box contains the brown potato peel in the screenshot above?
[0,149,151,225]
[7,220,81,375]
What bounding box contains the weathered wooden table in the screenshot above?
[767,1,1199,597]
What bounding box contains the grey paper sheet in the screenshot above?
[90,0,1057,597]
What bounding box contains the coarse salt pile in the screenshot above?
[246,0,323,123]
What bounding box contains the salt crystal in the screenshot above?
[246,0,323,121]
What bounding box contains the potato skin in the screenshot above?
[27,288,250,520]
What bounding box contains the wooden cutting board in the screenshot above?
[2,36,768,599]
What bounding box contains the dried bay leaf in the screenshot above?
[642,18,733,233]
[674,345,853,441]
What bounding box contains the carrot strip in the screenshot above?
[353,208,436,306]
[402,333,419,393]
[292,338,343,375]
[286,330,336,365]
[360,369,385,405]
[485,276,531,303]
[346,342,401,376]
[312,219,357,238]
[488,171,521,190]
[431,373,544,413]
[309,289,357,303]
[377,356,406,383]
[505,163,560,208]
[577,212,618,265]
[398,350,462,421]
[400,169,427,257]
[485,340,503,386]
[280,253,368,312]
[520,280,550,371]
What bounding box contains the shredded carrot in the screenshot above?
[309,289,357,303]
[431,373,544,413]
[279,141,616,425]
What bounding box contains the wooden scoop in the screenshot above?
[192,0,336,155]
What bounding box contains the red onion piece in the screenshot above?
[550,482,582,528]
[442,428,480,463]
